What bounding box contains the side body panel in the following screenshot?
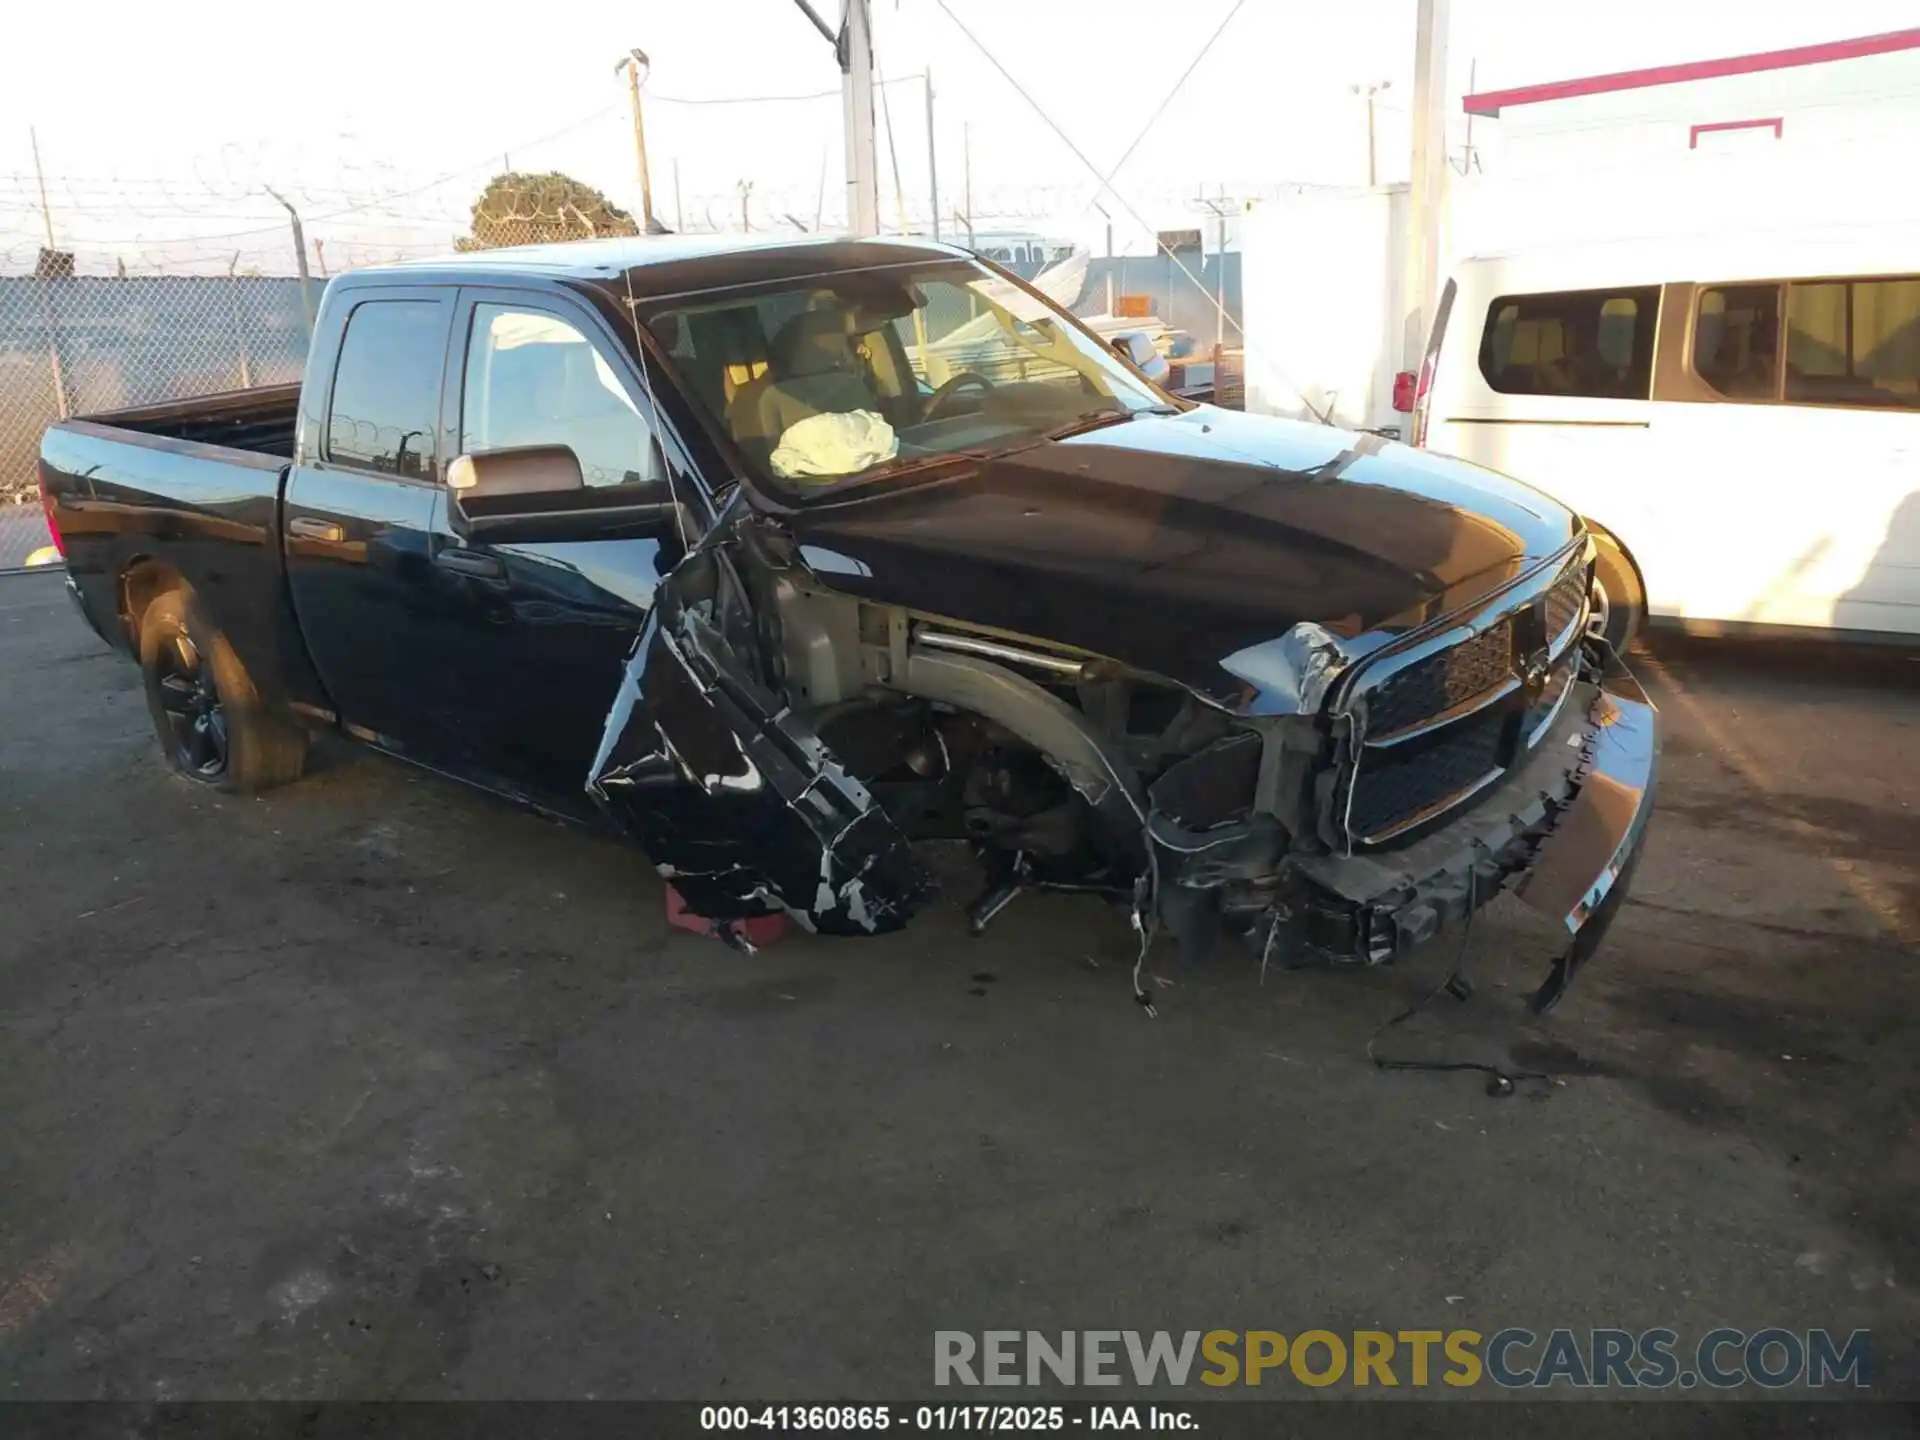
[400,283,695,813]
[38,419,328,712]
[1423,263,1660,606]
[1428,257,1920,638]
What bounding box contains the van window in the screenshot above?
[1692,284,1780,400]
[1785,277,1920,411]
[1477,287,1657,399]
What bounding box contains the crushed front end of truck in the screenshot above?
[1140,539,1656,1010]
[587,512,1654,1015]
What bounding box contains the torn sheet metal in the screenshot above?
[1217,621,1352,718]
[587,600,930,936]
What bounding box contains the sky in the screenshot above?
[2,0,1916,272]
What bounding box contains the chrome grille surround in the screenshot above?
[1333,540,1593,850]
[1543,564,1588,643]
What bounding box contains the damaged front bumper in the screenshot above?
[1160,648,1658,1011]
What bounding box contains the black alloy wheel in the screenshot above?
[153,629,230,780]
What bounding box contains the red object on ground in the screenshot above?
[665,884,790,947]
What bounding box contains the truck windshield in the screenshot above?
[643,260,1171,494]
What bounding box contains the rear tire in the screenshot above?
[139,588,308,792]
[1589,533,1646,655]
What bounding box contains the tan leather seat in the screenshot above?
[726,309,883,464]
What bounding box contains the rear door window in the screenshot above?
[1785,277,1920,410]
[1477,287,1658,399]
[326,299,448,478]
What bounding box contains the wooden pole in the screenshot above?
[628,56,658,231]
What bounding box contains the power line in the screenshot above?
[1092,0,1246,195]
[648,74,924,106]
[928,0,1331,424]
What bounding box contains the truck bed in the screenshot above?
[84,382,301,459]
[39,383,314,706]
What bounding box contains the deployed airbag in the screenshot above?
[770,409,898,482]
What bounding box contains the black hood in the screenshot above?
[786,408,1583,707]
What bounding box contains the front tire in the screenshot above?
[1589,533,1646,654]
[139,588,308,792]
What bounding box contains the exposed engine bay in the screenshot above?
[586,506,1659,1015]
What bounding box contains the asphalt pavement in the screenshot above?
[0,570,1915,1411]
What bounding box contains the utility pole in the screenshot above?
[1198,188,1232,349]
[842,0,878,234]
[962,122,974,246]
[1454,57,1481,174]
[790,0,878,235]
[925,69,940,241]
[620,49,660,232]
[673,158,685,232]
[1405,0,1449,370]
[1351,80,1391,187]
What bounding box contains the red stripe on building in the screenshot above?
[1463,28,1920,116]
[1688,117,1784,147]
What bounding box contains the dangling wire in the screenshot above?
[1364,859,1548,1097]
[928,0,1333,425]
[1131,826,1163,1016]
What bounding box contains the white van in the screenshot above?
[1411,233,1920,646]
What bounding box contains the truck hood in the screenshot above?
[787,407,1582,708]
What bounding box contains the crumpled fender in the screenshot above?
[587,597,929,936]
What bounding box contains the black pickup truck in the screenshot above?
[40,234,1658,1009]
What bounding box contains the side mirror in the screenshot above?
[448,445,584,503]
[449,444,677,543]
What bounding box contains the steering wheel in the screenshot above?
[920,372,993,423]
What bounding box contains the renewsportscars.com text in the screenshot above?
[934,1328,1874,1390]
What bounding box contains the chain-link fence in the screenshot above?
[0,271,318,568]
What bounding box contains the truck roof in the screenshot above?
[357,232,974,302]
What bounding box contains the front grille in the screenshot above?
[1366,620,1514,737]
[1346,707,1506,841]
[1523,654,1577,742]
[1337,546,1592,848]
[1543,563,1588,642]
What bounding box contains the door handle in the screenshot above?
[435,547,506,579]
[287,516,346,543]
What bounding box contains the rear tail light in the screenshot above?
[37,466,65,558]
[1409,356,1436,448]
[1391,370,1416,412]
